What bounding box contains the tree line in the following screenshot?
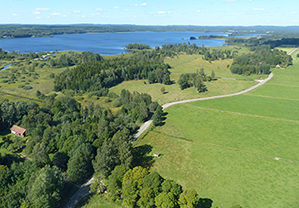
[230,45,292,75]
[54,52,171,92]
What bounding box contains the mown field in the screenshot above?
[135,49,299,207]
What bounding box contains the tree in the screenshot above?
[143,171,164,196]
[161,86,166,94]
[162,179,183,198]
[137,187,155,208]
[93,140,115,178]
[177,75,188,90]
[31,142,50,167]
[27,165,63,208]
[178,189,199,208]
[107,164,128,200]
[67,143,94,182]
[155,192,179,208]
[152,105,163,126]
[122,166,149,207]
[211,70,215,80]
[194,76,206,93]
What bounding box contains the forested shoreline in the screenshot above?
[2,24,299,39]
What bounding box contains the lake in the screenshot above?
[0,32,252,55]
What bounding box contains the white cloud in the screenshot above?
[125,9,133,12]
[195,10,208,13]
[252,8,264,11]
[50,13,61,16]
[61,15,67,17]
[82,15,86,18]
[36,16,41,19]
[74,10,81,13]
[12,13,20,16]
[291,12,297,14]
[114,7,121,9]
[96,8,102,11]
[223,0,235,2]
[132,3,147,6]
[35,8,50,11]
[32,11,41,15]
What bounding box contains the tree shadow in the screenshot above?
[132,144,154,169]
[158,112,168,126]
[0,128,10,136]
[197,198,213,208]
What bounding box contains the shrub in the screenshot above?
[18,84,25,88]
[23,86,33,90]
[104,98,111,103]
[112,99,122,107]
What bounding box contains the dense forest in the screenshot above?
[230,45,292,75]
[3,24,299,39]
[54,53,171,92]
[0,88,165,207]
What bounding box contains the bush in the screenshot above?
[104,98,111,103]
[23,86,33,90]
[18,84,25,88]
[112,99,122,107]
[91,95,99,100]
[108,91,119,98]
[1,80,8,83]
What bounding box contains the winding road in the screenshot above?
[133,72,273,139]
[64,47,298,208]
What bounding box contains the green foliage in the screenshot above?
[153,105,163,126]
[54,54,170,92]
[162,179,183,198]
[67,143,94,182]
[107,164,128,200]
[178,73,206,92]
[27,165,63,208]
[31,142,50,167]
[126,43,151,50]
[155,192,179,208]
[230,46,292,74]
[178,189,199,208]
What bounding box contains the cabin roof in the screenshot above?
[10,125,26,135]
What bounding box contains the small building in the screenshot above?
[10,125,26,137]
[276,64,280,68]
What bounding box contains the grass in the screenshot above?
[75,194,124,208]
[135,48,299,208]
[0,51,79,100]
[110,50,266,105]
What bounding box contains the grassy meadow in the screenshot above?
[111,51,266,105]
[135,48,299,207]
[0,51,75,100]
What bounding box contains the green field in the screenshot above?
[110,51,266,105]
[136,49,299,207]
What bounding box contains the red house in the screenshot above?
[10,125,26,137]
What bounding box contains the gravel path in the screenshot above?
[63,178,94,208]
[133,72,273,139]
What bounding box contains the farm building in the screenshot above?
[10,125,26,137]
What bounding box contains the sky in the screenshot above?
[0,0,298,26]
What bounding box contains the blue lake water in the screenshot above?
[0,32,233,55]
[1,63,12,70]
